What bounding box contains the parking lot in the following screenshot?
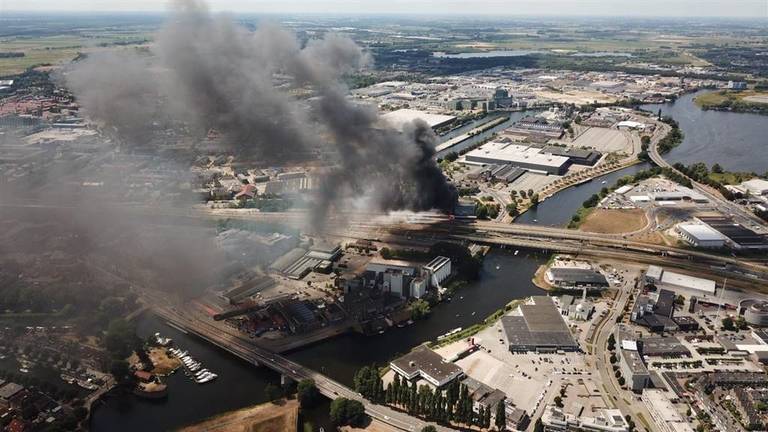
[435,319,587,413]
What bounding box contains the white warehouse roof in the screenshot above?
[464,141,569,169]
[660,271,716,295]
[678,223,727,242]
[742,179,768,195]
[381,109,456,131]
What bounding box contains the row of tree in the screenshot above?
[353,365,506,429]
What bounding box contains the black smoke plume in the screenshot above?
[65,0,457,228]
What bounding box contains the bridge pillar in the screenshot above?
[281,374,292,387]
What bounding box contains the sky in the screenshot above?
[1,0,767,18]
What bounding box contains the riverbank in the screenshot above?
[695,89,768,116]
[178,398,299,432]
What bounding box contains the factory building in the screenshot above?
[540,146,602,166]
[381,108,456,131]
[696,216,768,250]
[424,256,451,288]
[740,299,768,327]
[501,296,578,353]
[366,259,419,277]
[383,269,406,298]
[390,346,464,388]
[740,179,768,196]
[676,223,727,248]
[410,277,427,299]
[464,141,571,175]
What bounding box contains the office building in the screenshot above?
[620,348,650,392]
[390,346,464,388]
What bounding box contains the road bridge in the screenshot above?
[154,307,452,432]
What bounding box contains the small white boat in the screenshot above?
[514,250,519,256]
[496,265,500,270]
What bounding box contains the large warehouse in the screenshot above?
[501,296,578,353]
[381,109,456,131]
[677,223,727,248]
[464,141,571,175]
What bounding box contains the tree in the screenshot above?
[712,163,723,174]
[554,396,563,407]
[444,152,459,162]
[104,319,140,359]
[527,189,534,198]
[530,193,539,207]
[109,359,131,386]
[722,317,736,331]
[506,201,518,216]
[330,398,366,427]
[495,401,506,430]
[380,247,392,259]
[264,383,282,402]
[421,427,438,432]
[297,379,320,407]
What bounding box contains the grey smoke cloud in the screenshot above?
[66,0,456,228]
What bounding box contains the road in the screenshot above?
[647,121,767,231]
[590,276,652,432]
[154,306,452,432]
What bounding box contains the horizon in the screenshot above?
[0,0,767,18]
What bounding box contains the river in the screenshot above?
[641,90,768,174]
[90,249,546,431]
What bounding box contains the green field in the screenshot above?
[0,33,152,76]
[696,90,768,107]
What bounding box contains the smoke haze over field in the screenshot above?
[66,0,457,228]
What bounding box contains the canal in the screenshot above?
[514,162,652,227]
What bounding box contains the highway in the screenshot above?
[153,306,451,432]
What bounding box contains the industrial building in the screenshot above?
[642,389,694,432]
[540,145,602,166]
[220,275,276,304]
[424,256,451,288]
[631,289,679,332]
[645,266,716,295]
[501,296,578,353]
[740,299,768,327]
[639,337,691,358]
[390,346,464,388]
[696,216,768,250]
[740,179,768,196]
[366,259,419,277]
[545,267,609,290]
[676,223,727,248]
[381,108,456,131]
[464,141,571,175]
